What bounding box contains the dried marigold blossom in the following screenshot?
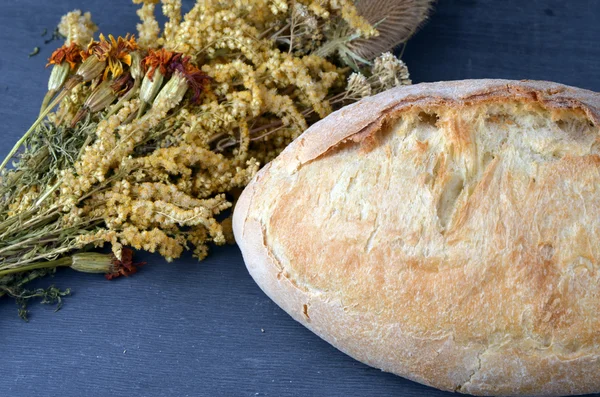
[142,48,174,80]
[168,54,211,103]
[105,247,146,280]
[83,34,138,79]
[47,43,83,70]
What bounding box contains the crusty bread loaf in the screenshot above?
[232,80,600,396]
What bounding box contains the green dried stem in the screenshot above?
[0,89,71,174]
[0,268,70,320]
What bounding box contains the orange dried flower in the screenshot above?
[142,48,174,81]
[47,43,82,70]
[105,247,146,280]
[83,34,138,80]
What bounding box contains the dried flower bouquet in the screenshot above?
[0,0,432,317]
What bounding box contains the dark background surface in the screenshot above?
[0,0,599,396]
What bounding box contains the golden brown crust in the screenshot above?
[233,80,600,396]
[275,79,600,169]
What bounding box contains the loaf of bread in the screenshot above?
[232,80,600,396]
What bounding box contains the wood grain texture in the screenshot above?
[0,1,599,396]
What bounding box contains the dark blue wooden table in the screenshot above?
[0,1,599,396]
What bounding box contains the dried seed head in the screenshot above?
[70,252,114,273]
[76,55,107,82]
[71,79,119,126]
[140,69,165,104]
[48,63,70,92]
[129,51,143,80]
[371,52,411,89]
[153,71,188,106]
[84,80,118,113]
[346,72,372,99]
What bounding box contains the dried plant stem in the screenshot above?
[39,90,57,116]
[0,270,47,299]
[0,257,72,278]
[0,89,69,173]
[34,179,62,207]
